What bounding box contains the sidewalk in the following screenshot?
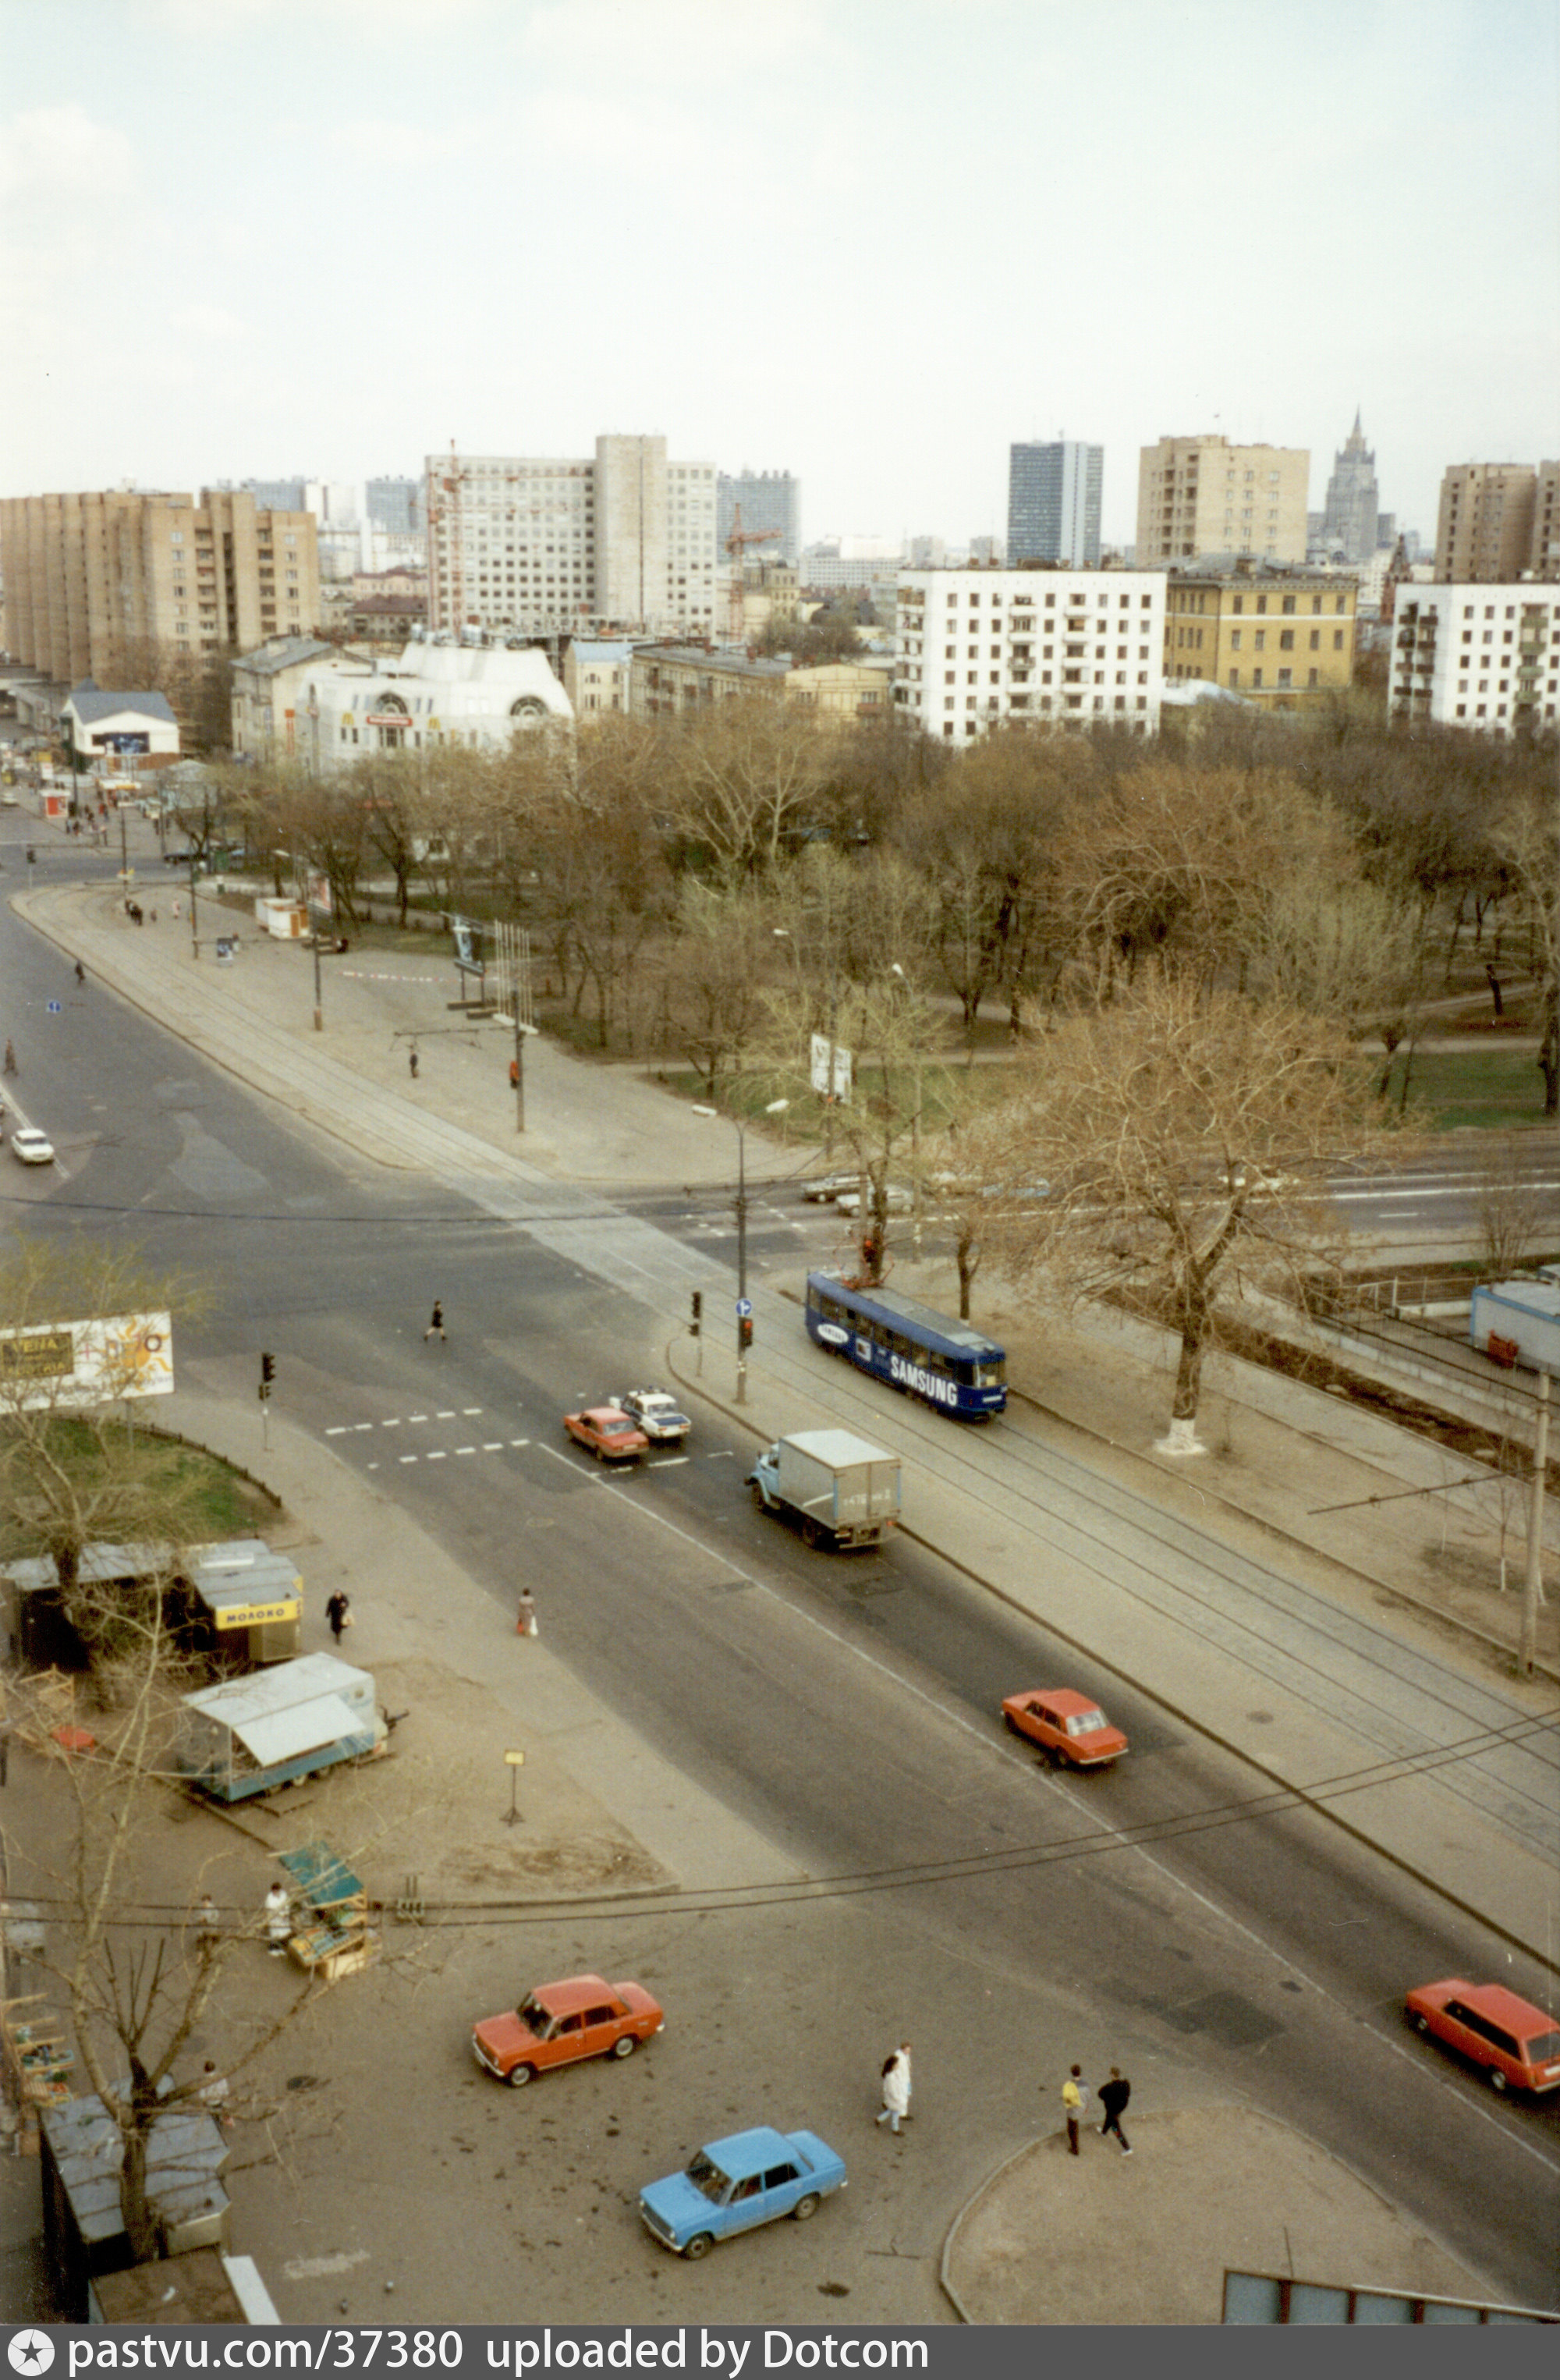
[8,840,1558,2321]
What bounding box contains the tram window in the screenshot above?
[891,1332,914,1359]
[973,1359,1005,1387]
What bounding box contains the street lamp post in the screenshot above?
[891,963,924,1261]
[693,1098,789,1404]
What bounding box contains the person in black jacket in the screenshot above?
[1098,2066,1132,2153]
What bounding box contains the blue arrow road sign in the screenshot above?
[736,1296,753,1318]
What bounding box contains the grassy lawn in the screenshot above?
[0,1420,278,1565]
[1378,1046,1552,1130]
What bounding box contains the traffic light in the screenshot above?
[739,1314,754,1351]
[259,1352,275,1400]
[690,1290,701,1339]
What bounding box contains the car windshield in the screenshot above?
[516,1995,553,2034]
[1065,1709,1108,1736]
[639,1397,673,1413]
[684,2152,731,2204]
[601,1417,632,1434]
[1522,2027,1560,2062]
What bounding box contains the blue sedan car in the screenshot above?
[639,2126,847,2259]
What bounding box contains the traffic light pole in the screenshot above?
[736,1122,748,1406]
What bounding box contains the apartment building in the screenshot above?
[1165,568,1356,706]
[0,489,320,686]
[893,568,1165,742]
[562,639,633,721]
[629,644,890,722]
[1007,441,1103,567]
[1433,465,1539,581]
[1388,584,1559,736]
[1534,463,1560,580]
[424,435,717,641]
[1136,436,1309,566]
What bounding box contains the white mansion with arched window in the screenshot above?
[282,639,573,771]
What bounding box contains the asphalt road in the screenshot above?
[3,869,1557,2316]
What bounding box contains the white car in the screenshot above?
[835,1183,914,1218]
[800,1171,866,1203]
[9,1127,55,1165]
[613,1389,692,1445]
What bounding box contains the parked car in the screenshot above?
[613,1389,692,1445]
[564,1406,650,1463]
[473,1973,664,2087]
[835,1183,913,1218]
[639,2126,847,2258]
[1405,1980,1560,2094]
[9,1127,55,1166]
[1001,1688,1128,1769]
[800,1172,865,1203]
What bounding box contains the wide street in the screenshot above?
[2,828,1557,2320]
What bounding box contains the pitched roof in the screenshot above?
[67,683,178,725]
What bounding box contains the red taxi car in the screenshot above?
[1001,1688,1129,1769]
[564,1406,650,1463]
[473,1972,665,2087]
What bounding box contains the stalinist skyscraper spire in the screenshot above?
[1321,410,1381,562]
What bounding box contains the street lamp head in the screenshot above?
[691,1104,717,1119]
[765,1098,790,1115]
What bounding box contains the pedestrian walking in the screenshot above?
[197,2061,232,2133]
[409,1047,419,1080]
[3,1040,16,1076]
[74,960,85,986]
[325,1589,352,1644]
[172,899,180,922]
[1062,2064,1087,2155]
[516,1588,539,1638]
[1098,2066,1132,2153]
[150,906,158,925]
[264,1881,291,1956]
[424,1300,446,1343]
[875,2041,912,2134]
[193,1892,221,1956]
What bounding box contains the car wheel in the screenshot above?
[800,1516,822,1550]
[505,2063,534,2088]
[751,1482,768,1514]
[1412,2013,1430,2035]
[792,2194,820,2222]
[609,2033,636,2060]
[1488,2067,1509,2093]
[682,2233,714,2261]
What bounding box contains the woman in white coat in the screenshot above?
[875,2041,912,2133]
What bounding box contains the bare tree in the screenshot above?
[976,969,1406,1449]
[1491,781,1560,1117]
[661,885,778,1095]
[1476,1144,1552,1279]
[0,1239,323,2260]
[665,696,833,884]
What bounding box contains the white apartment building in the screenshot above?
[894,568,1166,742]
[1388,583,1559,736]
[424,436,717,640]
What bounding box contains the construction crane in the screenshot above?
[725,502,780,641]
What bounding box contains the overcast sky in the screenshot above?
[3,0,1556,551]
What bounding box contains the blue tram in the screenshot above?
[804,1272,1006,1421]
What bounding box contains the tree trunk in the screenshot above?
[1172,1266,1211,1424]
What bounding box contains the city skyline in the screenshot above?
[2,1,1555,554]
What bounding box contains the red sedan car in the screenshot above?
[1002,1688,1129,1769]
[1405,1979,1560,2094]
[473,1973,665,2087]
[564,1405,650,1463]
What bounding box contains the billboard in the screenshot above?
[0,1312,175,1410]
[810,1033,853,1102]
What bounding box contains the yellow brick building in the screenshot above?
[1164,569,1356,706]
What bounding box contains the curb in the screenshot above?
[663,1325,1560,1979]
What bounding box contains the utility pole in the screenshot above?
[1520,1370,1550,1677]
